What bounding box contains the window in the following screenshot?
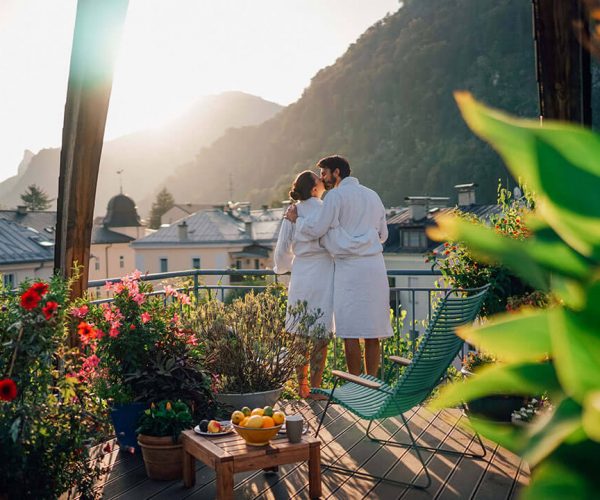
[192,257,201,269]
[3,273,15,289]
[94,260,100,271]
[160,258,168,273]
[401,230,427,249]
[235,259,242,269]
[254,259,260,269]
[119,256,124,268]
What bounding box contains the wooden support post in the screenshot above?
[532,0,591,124]
[54,0,129,308]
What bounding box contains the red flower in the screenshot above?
[77,322,100,344]
[42,301,59,320]
[0,378,18,401]
[31,282,49,296]
[20,288,41,310]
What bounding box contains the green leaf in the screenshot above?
[455,92,600,259]
[431,362,561,410]
[467,418,525,454]
[457,309,552,363]
[432,217,549,290]
[582,391,600,443]
[522,459,596,500]
[550,308,600,403]
[523,397,583,466]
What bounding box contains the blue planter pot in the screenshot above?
[110,402,148,453]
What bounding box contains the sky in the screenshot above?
[0,0,400,184]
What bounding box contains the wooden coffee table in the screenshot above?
[181,429,322,499]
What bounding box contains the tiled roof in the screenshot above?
[91,226,135,244]
[0,210,57,240]
[132,208,284,246]
[0,219,54,264]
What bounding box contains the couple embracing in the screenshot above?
[274,155,392,399]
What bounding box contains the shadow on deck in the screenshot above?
[99,400,529,499]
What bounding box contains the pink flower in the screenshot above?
[179,293,191,305]
[164,285,177,297]
[70,305,89,318]
[130,270,142,280]
[171,313,180,324]
[141,312,151,324]
[105,281,114,291]
[132,293,146,306]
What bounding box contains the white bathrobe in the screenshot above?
[295,177,392,339]
[274,197,334,336]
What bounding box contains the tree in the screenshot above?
[149,188,175,229]
[20,184,52,210]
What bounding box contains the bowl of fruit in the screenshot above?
[231,406,286,446]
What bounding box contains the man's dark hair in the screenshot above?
[317,155,351,178]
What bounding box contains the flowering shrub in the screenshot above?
[73,272,212,415]
[195,285,323,394]
[0,276,109,499]
[429,184,546,316]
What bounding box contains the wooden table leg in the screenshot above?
[216,459,234,500]
[308,442,322,499]
[182,449,196,488]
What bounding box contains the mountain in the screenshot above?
[0,92,282,214]
[161,0,541,207]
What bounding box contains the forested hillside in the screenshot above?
[163,0,542,207]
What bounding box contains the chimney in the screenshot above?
[16,205,27,216]
[405,197,428,221]
[244,221,252,237]
[455,183,477,207]
[178,220,188,241]
[428,197,450,209]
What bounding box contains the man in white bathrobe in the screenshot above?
[285,155,392,376]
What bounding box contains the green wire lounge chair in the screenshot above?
[312,284,490,490]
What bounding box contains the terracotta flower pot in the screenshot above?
[137,434,183,481]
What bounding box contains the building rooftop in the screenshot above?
[0,209,57,240]
[91,226,136,245]
[133,206,284,247]
[0,219,54,265]
[103,194,142,228]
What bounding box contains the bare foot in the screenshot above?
[298,382,310,399]
[307,391,329,401]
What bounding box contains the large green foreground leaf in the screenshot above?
[457,308,553,362]
[431,362,561,410]
[550,308,600,403]
[522,459,595,500]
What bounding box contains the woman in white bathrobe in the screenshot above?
[274,171,334,399]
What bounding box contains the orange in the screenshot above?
[272,411,285,425]
[261,416,275,428]
[240,417,249,427]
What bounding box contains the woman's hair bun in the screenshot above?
[289,189,300,201]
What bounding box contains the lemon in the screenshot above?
[240,417,249,427]
[246,415,263,429]
[241,406,251,417]
[272,411,285,426]
[251,408,264,416]
[263,406,274,417]
[231,410,245,425]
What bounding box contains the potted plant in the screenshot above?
[1,276,109,499]
[72,271,212,451]
[195,285,323,409]
[136,400,193,480]
[461,351,527,422]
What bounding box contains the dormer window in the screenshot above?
[401,229,427,249]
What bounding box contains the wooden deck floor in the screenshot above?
[99,400,529,499]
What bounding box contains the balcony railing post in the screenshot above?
[193,272,199,301]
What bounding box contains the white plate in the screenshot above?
[193,421,234,437]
